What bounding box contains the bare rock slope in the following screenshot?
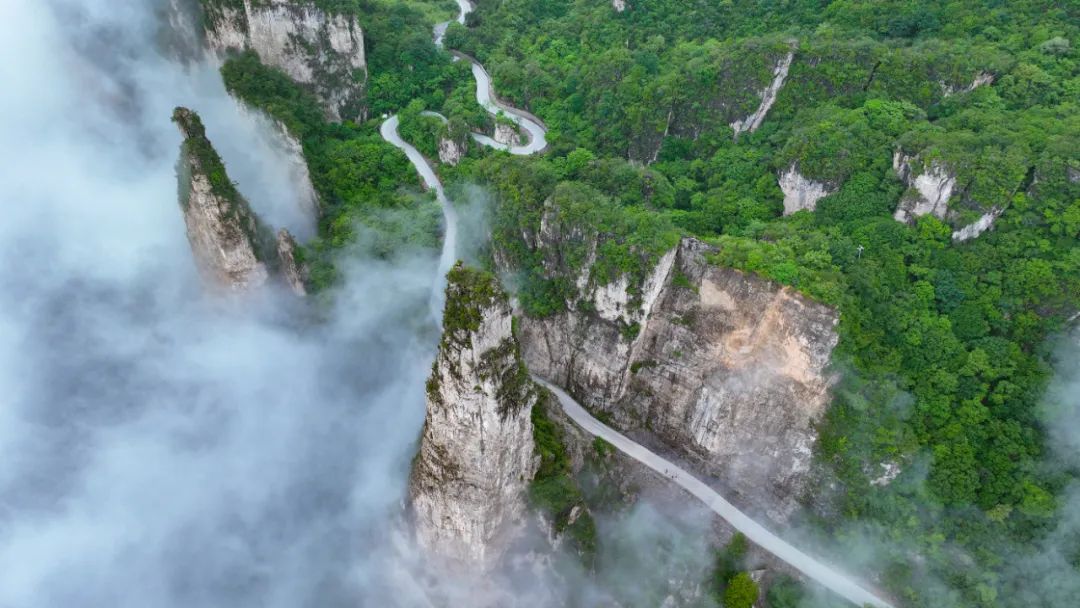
[201,0,368,121]
[514,232,839,522]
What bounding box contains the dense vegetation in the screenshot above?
[530,390,598,559]
[212,0,1078,605]
[447,2,1079,607]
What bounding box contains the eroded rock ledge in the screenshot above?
[410,263,539,565]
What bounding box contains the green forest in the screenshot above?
[210,0,1079,606]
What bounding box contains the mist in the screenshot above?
[0,1,436,605]
[0,2,755,607]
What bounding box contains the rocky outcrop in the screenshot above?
[201,0,368,121]
[731,50,795,136]
[160,0,204,62]
[942,71,994,97]
[612,0,628,11]
[778,164,835,215]
[438,137,466,166]
[493,122,523,147]
[1067,164,1080,184]
[892,150,957,223]
[173,107,273,291]
[514,236,839,522]
[276,229,308,295]
[410,264,539,565]
[173,107,312,295]
[270,117,319,219]
[952,207,1004,242]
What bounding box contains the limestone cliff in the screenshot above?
[892,150,957,224]
[201,0,367,121]
[493,122,524,147]
[778,164,835,215]
[173,107,274,291]
[730,50,795,137]
[410,264,539,565]
[275,229,308,295]
[438,137,466,166]
[511,233,839,522]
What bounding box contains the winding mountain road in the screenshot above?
[533,377,893,608]
[386,6,890,606]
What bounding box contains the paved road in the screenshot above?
[533,377,893,608]
[379,115,457,320]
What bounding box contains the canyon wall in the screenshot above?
[512,229,839,522]
[410,264,540,565]
[201,0,368,121]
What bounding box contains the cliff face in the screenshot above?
[202,0,367,121]
[778,164,835,215]
[514,236,839,522]
[892,150,957,224]
[892,150,1011,241]
[410,264,539,565]
[173,107,274,291]
[730,50,795,137]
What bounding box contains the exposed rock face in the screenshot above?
[1067,164,1080,184]
[778,164,835,215]
[410,264,539,565]
[275,229,308,295]
[493,122,523,147]
[892,150,957,223]
[942,71,995,96]
[202,0,367,121]
[952,207,1004,242]
[173,107,273,291]
[269,117,319,219]
[515,237,839,522]
[730,50,795,136]
[612,0,628,11]
[438,137,466,166]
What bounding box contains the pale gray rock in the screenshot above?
[173,107,272,292]
[779,164,835,215]
[731,50,795,136]
[942,71,995,97]
[892,150,957,223]
[438,137,466,166]
[203,0,368,121]
[515,235,839,523]
[1067,164,1080,184]
[275,229,307,296]
[410,264,539,566]
[952,207,1004,242]
[612,0,628,11]
[494,122,523,147]
[870,461,902,487]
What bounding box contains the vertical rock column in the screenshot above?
[173,107,274,291]
[410,263,539,565]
